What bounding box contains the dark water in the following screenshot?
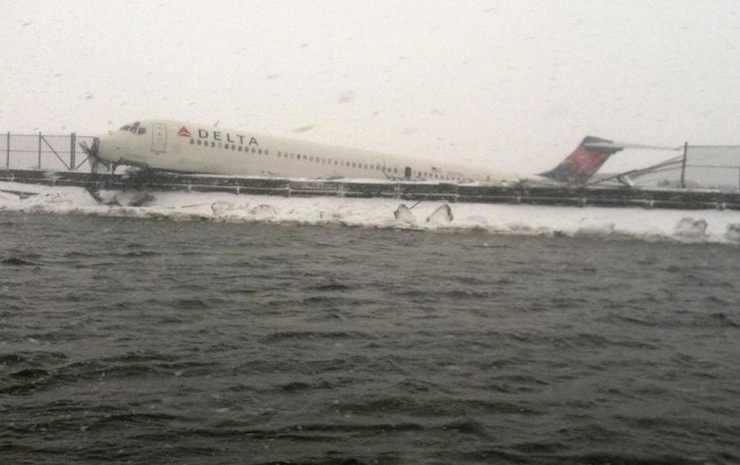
[1,212,739,465]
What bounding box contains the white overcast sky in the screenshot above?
[2,0,739,173]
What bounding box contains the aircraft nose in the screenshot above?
[96,132,117,161]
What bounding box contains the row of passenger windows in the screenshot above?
[188,138,463,181]
[192,138,267,154]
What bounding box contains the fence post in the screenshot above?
[70,132,76,171]
[680,141,688,188]
[38,132,42,169]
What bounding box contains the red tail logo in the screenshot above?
[177,127,191,137]
[540,136,623,185]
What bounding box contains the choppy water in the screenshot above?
[1,211,739,465]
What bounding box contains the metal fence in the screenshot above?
[2,132,740,190]
[2,132,97,172]
[682,144,740,190]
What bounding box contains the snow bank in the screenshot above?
[2,181,740,244]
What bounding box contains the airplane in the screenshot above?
[79,119,656,186]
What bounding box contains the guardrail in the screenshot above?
[3,168,740,211]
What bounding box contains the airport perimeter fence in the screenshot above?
[2,132,740,190]
[2,132,98,172]
[682,144,740,190]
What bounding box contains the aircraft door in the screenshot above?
[151,123,167,153]
[404,166,412,180]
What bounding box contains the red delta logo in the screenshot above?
[177,127,192,137]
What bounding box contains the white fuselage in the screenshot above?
[97,119,514,183]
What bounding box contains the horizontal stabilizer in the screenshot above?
[583,140,680,151]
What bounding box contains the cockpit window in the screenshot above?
[119,121,145,135]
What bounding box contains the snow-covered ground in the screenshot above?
[2,181,740,244]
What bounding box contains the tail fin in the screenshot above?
[539,136,624,185]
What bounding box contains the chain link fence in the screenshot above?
[682,145,740,190]
[2,132,97,171]
[3,132,740,190]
